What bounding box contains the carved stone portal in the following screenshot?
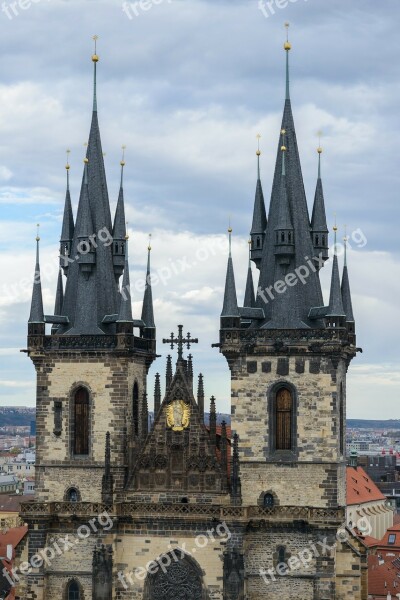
[144,553,208,600]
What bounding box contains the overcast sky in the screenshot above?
[0,0,399,419]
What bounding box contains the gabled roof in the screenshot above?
[346,466,386,505]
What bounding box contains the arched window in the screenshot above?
[66,487,79,502]
[277,546,286,564]
[263,493,274,508]
[280,232,285,243]
[67,580,80,600]
[257,236,261,248]
[133,382,139,436]
[276,388,292,450]
[73,387,89,456]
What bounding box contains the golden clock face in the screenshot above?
[166,400,190,431]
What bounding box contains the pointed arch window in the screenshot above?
[73,387,89,456]
[67,580,80,600]
[275,387,293,451]
[263,493,274,508]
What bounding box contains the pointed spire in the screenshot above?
[327,223,345,320]
[101,431,113,504]
[187,354,193,388]
[284,23,291,100]
[243,239,256,308]
[113,147,127,242]
[221,227,239,318]
[60,151,75,273]
[92,35,99,113]
[117,234,133,324]
[197,373,205,422]
[311,141,329,266]
[275,129,293,231]
[341,232,355,323]
[54,268,64,316]
[141,236,155,328]
[209,396,217,450]
[154,373,161,416]
[29,225,45,324]
[166,354,173,390]
[250,135,267,268]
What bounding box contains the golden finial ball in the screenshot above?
[228,227,233,234]
[65,164,70,170]
[125,233,129,241]
[281,145,287,152]
[120,160,126,167]
[92,54,99,63]
[256,150,261,156]
[333,225,338,232]
[284,42,292,51]
[317,146,323,154]
[281,128,286,135]
[84,157,89,164]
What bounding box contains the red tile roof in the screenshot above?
[0,525,28,600]
[346,466,386,505]
[368,553,400,598]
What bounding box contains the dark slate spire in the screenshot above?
[256,29,324,328]
[221,227,240,319]
[326,226,346,326]
[29,228,45,324]
[112,148,127,281]
[60,48,119,335]
[117,235,133,327]
[197,373,205,422]
[60,154,74,275]
[166,355,173,390]
[209,396,217,450]
[154,372,161,415]
[51,269,64,335]
[101,431,113,504]
[250,137,267,269]
[243,240,256,308]
[311,145,329,264]
[274,132,294,265]
[141,239,155,329]
[341,236,354,323]
[231,433,242,506]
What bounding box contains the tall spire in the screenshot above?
[112,147,127,281]
[154,373,161,416]
[341,232,355,324]
[60,151,74,274]
[141,236,155,329]
[117,233,133,325]
[255,28,324,328]
[311,140,329,264]
[326,223,345,324]
[29,225,45,324]
[250,135,267,268]
[221,226,239,318]
[284,22,291,100]
[92,35,99,112]
[243,239,256,308]
[197,373,204,421]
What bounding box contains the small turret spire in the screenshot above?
[209,396,217,450]
[117,233,133,324]
[197,373,205,421]
[311,139,329,265]
[166,355,173,390]
[221,226,240,318]
[29,225,45,324]
[284,22,291,100]
[326,221,345,324]
[250,135,267,268]
[60,152,75,274]
[341,229,355,327]
[141,236,155,329]
[243,239,256,308]
[154,372,161,416]
[112,148,127,282]
[92,35,99,112]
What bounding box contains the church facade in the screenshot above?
[18,32,369,600]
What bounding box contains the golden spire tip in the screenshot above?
[284,22,291,50]
[65,149,71,170]
[148,233,152,251]
[92,34,99,62]
[120,145,126,167]
[36,223,40,242]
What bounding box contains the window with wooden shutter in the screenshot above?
[73,388,89,456]
[276,388,292,450]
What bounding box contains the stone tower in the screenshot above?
[217,29,363,599]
